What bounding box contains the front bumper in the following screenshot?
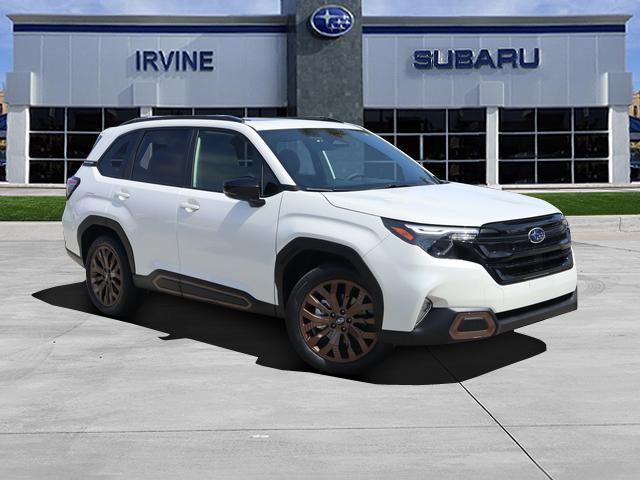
[380,289,577,346]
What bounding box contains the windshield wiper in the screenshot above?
[370,183,416,189]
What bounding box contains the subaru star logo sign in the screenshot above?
[310,5,354,38]
[528,227,546,244]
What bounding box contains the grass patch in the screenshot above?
[0,196,66,221]
[525,192,640,216]
[0,192,639,220]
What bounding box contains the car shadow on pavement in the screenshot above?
[33,282,547,386]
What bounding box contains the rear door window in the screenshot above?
[131,128,193,186]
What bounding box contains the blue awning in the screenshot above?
[631,116,640,133]
[0,113,6,131]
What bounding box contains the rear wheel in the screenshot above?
[285,265,391,375]
[85,235,139,317]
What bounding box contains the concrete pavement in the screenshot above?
[0,222,638,479]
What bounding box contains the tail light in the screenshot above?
[66,176,81,200]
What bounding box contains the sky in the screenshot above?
[0,0,638,91]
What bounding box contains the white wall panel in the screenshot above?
[12,32,287,107]
[364,32,627,108]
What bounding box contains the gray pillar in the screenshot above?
[282,0,363,125]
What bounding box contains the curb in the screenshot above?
[566,215,640,233]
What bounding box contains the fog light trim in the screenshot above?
[449,311,496,340]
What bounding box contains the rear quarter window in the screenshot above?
[97,131,141,179]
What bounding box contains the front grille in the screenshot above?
[466,213,573,285]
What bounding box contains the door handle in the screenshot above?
[180,201,200,213]
[115,190,130,200]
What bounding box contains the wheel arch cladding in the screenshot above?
[275,238,384,319]
[77,216,136,273]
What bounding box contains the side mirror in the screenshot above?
[223,176,265,207]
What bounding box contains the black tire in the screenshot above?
[85,234,139,317]
[285,265,392,375]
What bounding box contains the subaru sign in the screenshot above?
[414,48,540,70]
[310,5,354,38]
[528,227,546,244]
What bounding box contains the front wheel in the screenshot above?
[285,265,391,375]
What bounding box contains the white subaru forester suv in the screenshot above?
[63,116,577,375]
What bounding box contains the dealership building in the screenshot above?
[4,0,633,185]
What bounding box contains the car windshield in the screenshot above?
[258,128,439,191]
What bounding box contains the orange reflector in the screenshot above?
[391,226,414,242]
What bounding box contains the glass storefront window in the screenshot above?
[574,108,608,131]
[104,108,140,128]
[26,106,283,183]
[449,109,485,133]
[195,107,245,117]
[423,135,446,160]
[29,134,64,158]
[537,108,571,132]
[29,160,65,183]
[500,109,534,132]
[364,109,487,184]
[537,161,572,183]
[67,134,100,159]
[499,161,535,184]
[30,107,64,131]
[499,107,609,183]
[395,136,420,159]
[537,134,572,159]
[363,109,394,133]
[397,109,445,133]
[68,108,102,132]
[500,135,535,159]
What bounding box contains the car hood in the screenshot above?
[322,182,560,227]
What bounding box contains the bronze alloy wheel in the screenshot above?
[89,244,123,307]
[298,279,378,363]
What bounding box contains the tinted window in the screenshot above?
[575,134,608,158]
[67,134,100,159]
[192,130,262,193]
[398,110,445,133]
[538,134,571,159]
[500,109,534,132]
[153,108,192,116]
[500,135,534,159]
[247,107,287,117]
[68,108,102,132]
[448,162,485,184]
[499,161,535,184]
[537,109,571,132]
[574,108,607,131]
[98,132,141,178]
[30,107,64,131]
[29,134,64,158]
[364,109,394,133]
[423,136,446,160]
[448,135,485,160]
[395,135,420,159]
[195,107,244,117]
[104,108,140,128]
[449,109,485,133]
[131,129,192,186]
[29,160,64,183]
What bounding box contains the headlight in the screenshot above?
[382,218,479,258]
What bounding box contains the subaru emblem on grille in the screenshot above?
[528,227,546,244]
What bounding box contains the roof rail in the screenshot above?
[121,115,245,125]
[286,116,344,123]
